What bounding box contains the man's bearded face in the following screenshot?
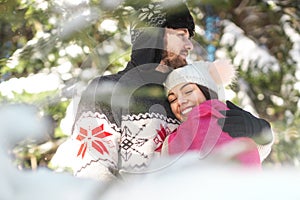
[161,50,187,69]
[162,28,193,69]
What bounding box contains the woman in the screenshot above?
[162,60,262,168]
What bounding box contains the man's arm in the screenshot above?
[51,78,121,182]
[218,100,274,161]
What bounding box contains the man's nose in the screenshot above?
[184,39,193,51]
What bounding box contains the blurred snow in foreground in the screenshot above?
[0,103,102,200]
[1,103,300,200]
[103,155,300,200]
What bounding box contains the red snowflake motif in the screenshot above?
[154,124,171,152]
[76,124,112,158]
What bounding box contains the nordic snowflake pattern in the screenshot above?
[130,3,166,43]
[76,124,112,159]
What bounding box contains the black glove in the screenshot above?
[218,101,273,145]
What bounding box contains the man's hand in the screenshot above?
[218,101,273,145]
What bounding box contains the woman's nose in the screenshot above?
[177,96,187,105]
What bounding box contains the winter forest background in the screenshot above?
[1,0,300,189]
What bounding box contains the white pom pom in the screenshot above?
[208,59,236,86]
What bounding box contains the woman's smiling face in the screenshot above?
[167,82,206,122]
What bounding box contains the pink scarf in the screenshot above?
[167,99,261,168]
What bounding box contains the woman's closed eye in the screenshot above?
[168,96,177,104]
[184,89,193,95]
[182,88,194,97]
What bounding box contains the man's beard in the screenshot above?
[161,50,187,69]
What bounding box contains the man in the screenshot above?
[52,0,273,181]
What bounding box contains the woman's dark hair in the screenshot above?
[196,85,218,100]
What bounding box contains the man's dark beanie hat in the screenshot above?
[130,1,195,43]
[163,1,195,37]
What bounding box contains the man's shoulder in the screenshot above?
[89,73,120,85]
[84,73,121,91]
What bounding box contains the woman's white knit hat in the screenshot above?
[164,59,236,97]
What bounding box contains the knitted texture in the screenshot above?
[164,60,236,98]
